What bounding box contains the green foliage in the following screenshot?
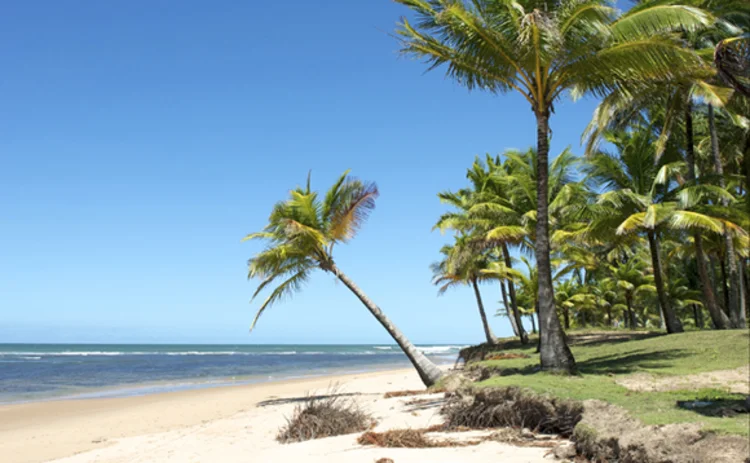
[243,171,378,330]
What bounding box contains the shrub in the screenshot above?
[276,391,373,443]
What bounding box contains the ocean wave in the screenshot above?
[417,345,465,354]
[0,347,464,357]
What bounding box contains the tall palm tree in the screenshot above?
[393,0,710,373]
[431,235,508,344]
[244,171,443,387]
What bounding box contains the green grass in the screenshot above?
[473,330,750,436]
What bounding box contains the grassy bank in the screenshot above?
[467,330,750,436]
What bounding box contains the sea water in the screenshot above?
[0,344,462,403]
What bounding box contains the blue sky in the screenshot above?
[1,1,620,345]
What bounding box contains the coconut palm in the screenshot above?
[431,235,513,344]
[585,127,746,333]
[608,258,656,329]
[393,0,711,373]
[244,171,443,387]
[435,158,529,342]
[583,1,750,329]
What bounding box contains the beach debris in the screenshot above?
[441,386,583,437]
[374,459,394,463]
[277,388,374,443]
[383,388,445,399]
[357,429,480,448]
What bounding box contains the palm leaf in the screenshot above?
[249,268,310,332]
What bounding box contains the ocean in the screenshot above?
[0,344,463,404]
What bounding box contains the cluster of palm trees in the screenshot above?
[398,0,750,374]
[244,1,749,387]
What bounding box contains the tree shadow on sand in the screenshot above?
[257,392,366,408]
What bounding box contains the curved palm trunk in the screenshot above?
[500,280,520,337]
[686,103,730,330]
[471,278,498,345]
[647,231,683,333]
[502,244,528,344]
[535,111,576,373]
[708,104,744,328]
[330,263,443,387]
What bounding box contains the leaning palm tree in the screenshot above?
[244,171,443,386]
[394,0,710,373]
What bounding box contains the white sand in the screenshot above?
[1,369,559,463]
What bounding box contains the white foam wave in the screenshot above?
[417,345,465,354]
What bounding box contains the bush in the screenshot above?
[441,387,583,437]
[276,391,374,443]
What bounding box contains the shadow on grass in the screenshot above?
[577,348,691,375]
[477,348,692,378]
[490,331,664,353]
[257,392,363,407]
[677,398,749,418]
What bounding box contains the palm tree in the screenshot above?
[583,1,750,329]
[393,0,710,373]
[244,171,443,387]
[435,159,529,342]
[585,127,746,333]
[431,235,506,344]
[715,34,750,98]
[609,258,656,329]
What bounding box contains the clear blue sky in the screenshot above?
[1,1,623,345]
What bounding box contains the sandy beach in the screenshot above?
[0,368,557,463]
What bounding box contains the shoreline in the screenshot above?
[0,367,415,463]
[0,360,430,406]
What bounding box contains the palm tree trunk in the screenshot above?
[720,257,730,314]
[708,104,744,329]
[692,304,702,329]
[500,280,520,337]
[739,260,748,328]
[330,263,443,387]
[563,306,570,330]
[534,110,576,373]
[530,313,537,334]
[502,244,528,344]
[471,278,498,345]
[626,295,636,330]
[647,231,683,333]
[686,102,730,329]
